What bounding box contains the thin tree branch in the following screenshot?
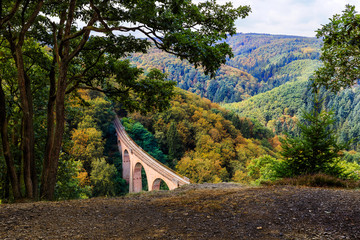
[0,0,21,28]
[64,0,76,37]
[66,16,97,62]
[57,9,67,60]
[18,0,44,46]
[51,21,61,67]
[79,85,130,95]
[67,49,106,86]
[89,0,111,32]
[21,0,30,26]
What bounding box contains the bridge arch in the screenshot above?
[133,162,146,192]
[122,149,130,183]
[152,178,170,191]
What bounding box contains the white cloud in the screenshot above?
[102,1,360,38]
[225,0,360,37]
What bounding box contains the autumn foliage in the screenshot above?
[130,88,277,183]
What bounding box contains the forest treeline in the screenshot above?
[126,31,360,185]
[127,32,360,152]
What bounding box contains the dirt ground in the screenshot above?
[1,183,360,239]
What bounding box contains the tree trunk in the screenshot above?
[41,0,89,200]
[0,79,22,200]
[41,64,68,200]
[41,58,57,200]
[25,73,38,199]
[15,46,35,199]
[4,170,9,201]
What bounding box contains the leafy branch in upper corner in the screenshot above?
[315,4,360,91]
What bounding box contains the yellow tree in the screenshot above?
[70,116,104,173]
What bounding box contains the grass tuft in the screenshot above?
[261,173,360,189]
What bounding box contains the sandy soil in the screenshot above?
[1,183,360,239]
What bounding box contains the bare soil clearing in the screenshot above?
[1,183,360,239]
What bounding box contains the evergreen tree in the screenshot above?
[167,122,184,166]
[280,92,349,177]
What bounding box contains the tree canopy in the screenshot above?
[315,4,360,91]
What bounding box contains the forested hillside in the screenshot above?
[128,48,259,103]
[127,33,322,103]
[127,32,360,178]
[126,88,279,183]
[225,34,322,91]
[224,80,310,135]
[127,32,359,149]
[225,81,360,150]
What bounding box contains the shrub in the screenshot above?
[247,155,281,184]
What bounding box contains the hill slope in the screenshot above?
[224,80,311,130]
[224,80,360,150]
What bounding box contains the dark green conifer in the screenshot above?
[280,89,349,177]
[166,122,183,167]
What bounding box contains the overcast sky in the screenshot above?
[205,0,360,37]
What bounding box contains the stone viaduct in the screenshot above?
[114,116,190,192]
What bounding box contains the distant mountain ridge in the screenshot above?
[127,33,322,103]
